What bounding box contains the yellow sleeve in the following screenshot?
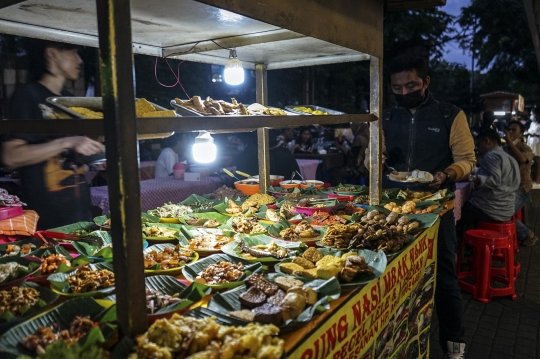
[445,110,476,181]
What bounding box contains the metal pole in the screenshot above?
[95,0,147,337]
[369,56,382,205]
[256,63,270,192]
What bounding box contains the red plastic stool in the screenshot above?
[478,218,519,254]
[456,229,517,303]
[516,206,526,226]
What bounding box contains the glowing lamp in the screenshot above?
[223,49,244,85]
[192,131,217,163]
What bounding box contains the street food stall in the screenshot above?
[0,0,446,358]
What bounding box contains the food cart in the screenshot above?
[0,0,445,357]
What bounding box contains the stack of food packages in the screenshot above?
[0,185,446,357]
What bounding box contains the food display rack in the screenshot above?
[0,0,443,346]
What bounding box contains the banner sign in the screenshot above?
[289,221,439,359]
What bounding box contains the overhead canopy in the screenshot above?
[386,0,446,11]
[0,0,446,70]
[0,0,381,69]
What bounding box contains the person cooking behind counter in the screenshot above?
[1,39,103,230]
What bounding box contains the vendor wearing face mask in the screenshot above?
[382,55,475,359]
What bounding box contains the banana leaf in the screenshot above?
[180,212,230,227]
[377,199,443,214]
[142,222,181,242]
[105,275,210,318]
[46,222,99,235]
[177,226,235,253]
[179,194,219,213]
[213,198,252,216]
[94,212,160,228]
[208,273,340,333]
[275,249,386,289]
[47,262,115,297]
[332,183,368,196]
[0,282,59,334]
[26,245,90,285]
[220,216,268,235]
[0,297,116,358]
[362,205,440,231]
[221,234,306,263]
[0,238,42,257]
[181,253,263,290]
[266,219,323,242]
[143,243,199,275]
[0,256,41,288]
[71,231,116,262]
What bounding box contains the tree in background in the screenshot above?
[458,0,540,107]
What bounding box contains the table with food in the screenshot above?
[0,171,453,358]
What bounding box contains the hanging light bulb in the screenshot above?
[192,131,217,163]
[223,49,244,85]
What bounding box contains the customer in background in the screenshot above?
[333,122,370,185]
[155,133,188,178]
[1,39,103,229]
[291,127,315,154]
[526,107,540,156]
[457,130,520,237]
[504,121,537,246]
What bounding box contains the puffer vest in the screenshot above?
[382,92,462,190]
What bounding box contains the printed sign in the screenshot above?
[288,221,439,359]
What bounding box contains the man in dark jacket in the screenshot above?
[383,55,476,359]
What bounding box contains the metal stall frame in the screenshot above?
[0,0,443,340]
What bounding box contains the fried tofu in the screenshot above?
[279,262,305,275]
[274,276,304,291]
[316,255,343,279]
[292,257,316,269]
[302,247,323,263]
[293,268,318,279]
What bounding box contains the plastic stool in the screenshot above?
[456,229,517,303]
[478,218,519,254]
[516,206,526,226]
[477,218,521,278]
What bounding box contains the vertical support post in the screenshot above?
[369,56,382,205]
[256,63,270,193]
[96,0,147,337]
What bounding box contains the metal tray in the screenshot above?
[46,97,175,140]
[170,99,206,116]
[285,105,347,116]
[171,99,297,116]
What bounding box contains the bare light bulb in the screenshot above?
[192,131,217,163]
[224,49,244,86]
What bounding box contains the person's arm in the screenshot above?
[475,153,504,189]
[2,136,103,170]
[445,111,476,181]
[505,137,531,165]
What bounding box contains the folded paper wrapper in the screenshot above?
[0,210,39,237]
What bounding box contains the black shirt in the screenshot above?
[4,82,91,229]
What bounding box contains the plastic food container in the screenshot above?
[252,175,285,187]
[300,180,324,190]
[234,180,260,196]
[279,180,302,189]
[294,205,337,216]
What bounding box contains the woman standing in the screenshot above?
[526,107,540,156]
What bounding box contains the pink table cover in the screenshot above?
[453,182,472,222]
[86,161,157,184]
[296,159,319,181]
[91,176,223,214]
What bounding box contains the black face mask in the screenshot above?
[394,88,425,109]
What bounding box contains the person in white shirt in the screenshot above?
[155,133,188,178]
